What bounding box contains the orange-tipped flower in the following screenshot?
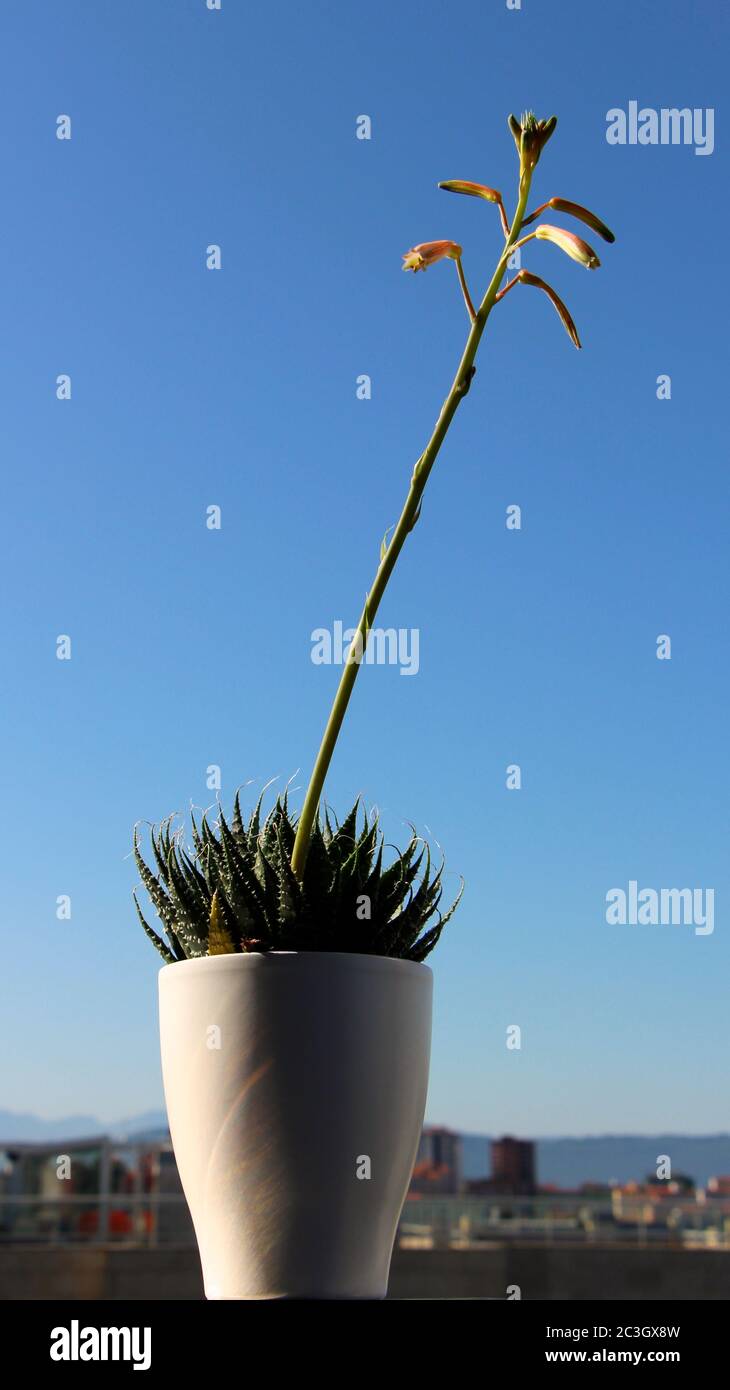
[402,239,463,272]
[523,197,615,243]
[546,198,614,243]
[438,180,503,204]
[533,223,600,269]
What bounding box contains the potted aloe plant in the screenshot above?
[134,112,614,1300]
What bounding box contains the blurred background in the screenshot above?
[0,0,728,1298]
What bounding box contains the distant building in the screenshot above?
[410,1126,462,1195]
[491,1136,536,1195]
[464,1135,537,1196]
[0,1136,194,1244]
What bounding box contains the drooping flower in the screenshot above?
[402,240,463,272]
[522,197,615,243]
[439,181,509,236]
[438,180,503,204]
[545,198,614,243]
[533,223,600,269]
[517,270,581,349]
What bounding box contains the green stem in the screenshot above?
[510,230,538,256]
[455,256,476,321]
[290,169,534,878]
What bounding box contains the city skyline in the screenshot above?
[4,1115,730,1194]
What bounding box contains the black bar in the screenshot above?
[0,1297,720,1375]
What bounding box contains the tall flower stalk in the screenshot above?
[290,113,614,879]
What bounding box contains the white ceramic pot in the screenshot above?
[159,951,432,1299]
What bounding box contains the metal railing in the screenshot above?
[399,1194,730,1250]
[2,1191,729,1249]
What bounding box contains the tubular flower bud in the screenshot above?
[533,223,600,269]
[438,180,503,204]
[517,270,582,349]
[402,239,463,272]
[508,112,557,174]
[522,197,615,242]
[508,113,523,153]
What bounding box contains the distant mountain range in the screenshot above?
[2,1110,729,1188]
[462,1134,730,1189]
[0,1109,168,1143]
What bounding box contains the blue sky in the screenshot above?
[1,0,728,1136]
